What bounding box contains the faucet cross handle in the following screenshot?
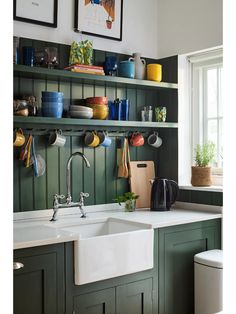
[79,192,89,206]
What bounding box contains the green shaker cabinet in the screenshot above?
[116,278,153,314]
[158,219,221,314]
[13,218,221,314]
[13,243,65,314]
[73,288,115,314]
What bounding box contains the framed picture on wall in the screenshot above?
[13,0,58,28]
[74,0,123,41]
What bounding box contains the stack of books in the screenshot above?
[64,64,105,75]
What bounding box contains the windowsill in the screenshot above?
[179,185,223,192]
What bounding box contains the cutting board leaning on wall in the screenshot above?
[129,161,155,209]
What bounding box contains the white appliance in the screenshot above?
[194,249,223,314]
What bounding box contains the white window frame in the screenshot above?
[178,47,223,190]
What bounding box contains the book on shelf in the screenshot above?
[64,63,105,75]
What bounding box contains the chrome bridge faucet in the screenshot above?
[50,152,90,221]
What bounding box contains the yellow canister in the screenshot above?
[147,64,162,82]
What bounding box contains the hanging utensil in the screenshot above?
[31,136,39,177]
[25,135,32,168]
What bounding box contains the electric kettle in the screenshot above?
[150,178,179,211]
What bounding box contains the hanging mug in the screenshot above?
[84,132,100,147]
[130,132,145,147]
[13,128,25,147]
[48,129,66,147]
[98,131,112,148]
[147,132,162,148]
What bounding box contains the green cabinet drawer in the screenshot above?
[73,288,115,314]
[14,244,65,314]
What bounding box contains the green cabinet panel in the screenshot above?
[14,244,65,314]
[116,278,153,314]
[73,288,115,314]
[158,219,221,314]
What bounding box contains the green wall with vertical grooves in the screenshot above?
[13,38,178,212]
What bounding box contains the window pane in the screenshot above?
[219,118,223,167]
[207,119,217,166]
[219,67,223,117]
[207,68,217,118]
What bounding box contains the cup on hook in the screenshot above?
[84,131,100,148]
[13,128,25,147]
[147,131,162,148]
[48,129,66,147]
[98,131,112,148]
[129,132,145,147]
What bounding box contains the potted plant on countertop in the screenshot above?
[114,192,139,212]
[191,141,216,186]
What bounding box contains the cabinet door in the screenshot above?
[73,288,115,314]
[14,244,64,314]
[116,278,153,314]
[158,219,221,314]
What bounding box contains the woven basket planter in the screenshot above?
[191,166,212,186]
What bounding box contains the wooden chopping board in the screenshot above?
[129,161,155,209]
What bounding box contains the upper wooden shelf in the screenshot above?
[14,65,178,90]
[14,116,178,132]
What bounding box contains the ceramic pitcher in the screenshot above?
[129,53,146,80]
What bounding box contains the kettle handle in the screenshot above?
[169,180,179,205]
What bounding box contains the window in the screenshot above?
[178,48,223,188]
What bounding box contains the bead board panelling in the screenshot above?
[13,38,178,212]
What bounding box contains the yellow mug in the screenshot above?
[147,64,162,82]
[13,128,25,147]
[84,132,100,147]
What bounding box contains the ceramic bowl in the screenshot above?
[87,104,108,111]
[69,111,93,119]
[69,105,93,112]
[41,91,64,99]
[92,108,109,120]
[86,96,108,105]
[14,108,29,116]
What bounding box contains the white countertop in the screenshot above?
[14,202,222,250]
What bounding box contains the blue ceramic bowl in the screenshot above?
[42,96,64,102]
[42,101,63,108]
[41,91,64,99]
[118,61,135,79]
[42,106,63,118]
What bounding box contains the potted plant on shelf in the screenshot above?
[114,192,139,212]
[191,142,216,186]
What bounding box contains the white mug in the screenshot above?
[147,132,162,148]
[49,129,66,147]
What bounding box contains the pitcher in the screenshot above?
[129,53,146,80]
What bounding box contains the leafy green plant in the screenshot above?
[114,192,139,205]
[194,142,216,167]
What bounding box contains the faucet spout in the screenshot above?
[66,152,90,203]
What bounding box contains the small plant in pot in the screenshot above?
[114,192,139,212]
[191,141,216,186]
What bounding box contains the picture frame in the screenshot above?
[13,0,58,28]
[74,0,123,41]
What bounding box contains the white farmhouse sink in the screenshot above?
[61,218,154,285]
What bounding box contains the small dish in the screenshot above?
[69,105,93,112]
[69,111,93,119]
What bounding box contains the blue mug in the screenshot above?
[104,56,118,76]
[98,132,112,147]
[119,61,135,78]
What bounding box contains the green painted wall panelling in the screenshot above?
[13,38,178,212]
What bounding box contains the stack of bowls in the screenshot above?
[69,105,93,119]
[41,91,64,118]
[86,96,108,120]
